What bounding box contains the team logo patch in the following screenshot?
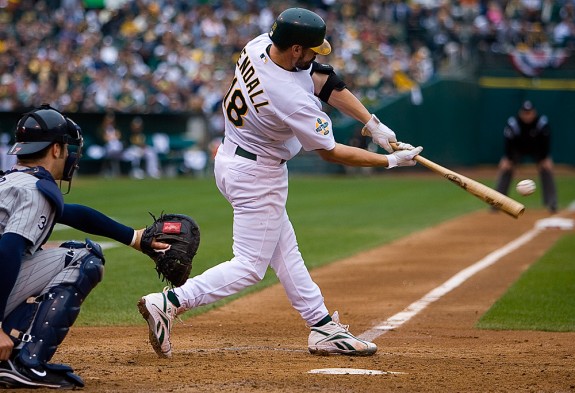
[163,222,182,234]
[315,118,330,136]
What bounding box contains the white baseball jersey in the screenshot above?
[222,33,336,161]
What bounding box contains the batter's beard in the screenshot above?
[296,54,315,70]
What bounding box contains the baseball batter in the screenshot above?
[0,105,167,389]
[139,7,422,358]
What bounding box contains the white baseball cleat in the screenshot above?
[308,311,377,356]
[137,287,178,358]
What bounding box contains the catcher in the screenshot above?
[0,105,173,389]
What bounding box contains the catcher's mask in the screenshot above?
[8,104,83,194]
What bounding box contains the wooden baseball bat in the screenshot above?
[391,144,525,218]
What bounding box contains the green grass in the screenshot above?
[477,233,575,331]
[51,172,575,326]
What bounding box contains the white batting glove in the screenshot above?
[386,146,423,169]
[394,141,415,150]
[361,114,397,153]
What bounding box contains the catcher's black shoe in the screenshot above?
[0,357,84,390]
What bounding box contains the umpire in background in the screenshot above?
[494,100,557,213]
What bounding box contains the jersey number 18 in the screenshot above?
[223,77,247,127]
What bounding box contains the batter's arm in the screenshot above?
[326,88,372,124]
[317,143,389,167]
[311,72,371,123]
[317,143,422,169]
[311,67,405,153]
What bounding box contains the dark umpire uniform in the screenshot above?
[494,100,557,212]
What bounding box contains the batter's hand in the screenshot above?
[361,114,397,153]
[386,146,423,168]
[394,142,415,150]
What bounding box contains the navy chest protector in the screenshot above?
[36,178,64,219]
[4,166,64,219]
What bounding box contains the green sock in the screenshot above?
[312,314,332,327]
[167,290,181,307]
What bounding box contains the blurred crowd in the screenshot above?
[0,0,574,126]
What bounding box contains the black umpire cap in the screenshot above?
[520,100,535,111]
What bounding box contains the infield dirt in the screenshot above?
[24,206,575,392]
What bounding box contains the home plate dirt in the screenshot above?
[47,208,574,393]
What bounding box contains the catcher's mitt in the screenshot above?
[140,213,200,287]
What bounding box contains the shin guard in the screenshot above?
[13,243,104,368]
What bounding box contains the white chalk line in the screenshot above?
[54,208,574,348]
[359,226,542,343]
[44,240,118,250]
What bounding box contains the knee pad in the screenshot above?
[76,240,105,296]
[10,242,105,367]
[59,239,105,295]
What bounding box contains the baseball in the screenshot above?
[516,179,536,196]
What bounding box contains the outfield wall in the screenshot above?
[362,77,575,167]
[1,77,573,174]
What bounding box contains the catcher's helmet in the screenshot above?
[8,104,83,156]
[269,8,331,55]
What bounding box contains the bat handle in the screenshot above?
[390,142,416,152]
[389,142,424,162]
[389,143,446,174]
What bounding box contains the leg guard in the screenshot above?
[540,168,557,212]
[495,168,513,196]
[12,241,105,368]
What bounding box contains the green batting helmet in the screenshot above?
[269,8,331,55]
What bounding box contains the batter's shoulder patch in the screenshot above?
[315,117,331,136]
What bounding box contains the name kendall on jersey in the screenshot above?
[233,47,269,113]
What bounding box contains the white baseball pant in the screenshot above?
[173,141,329,325]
